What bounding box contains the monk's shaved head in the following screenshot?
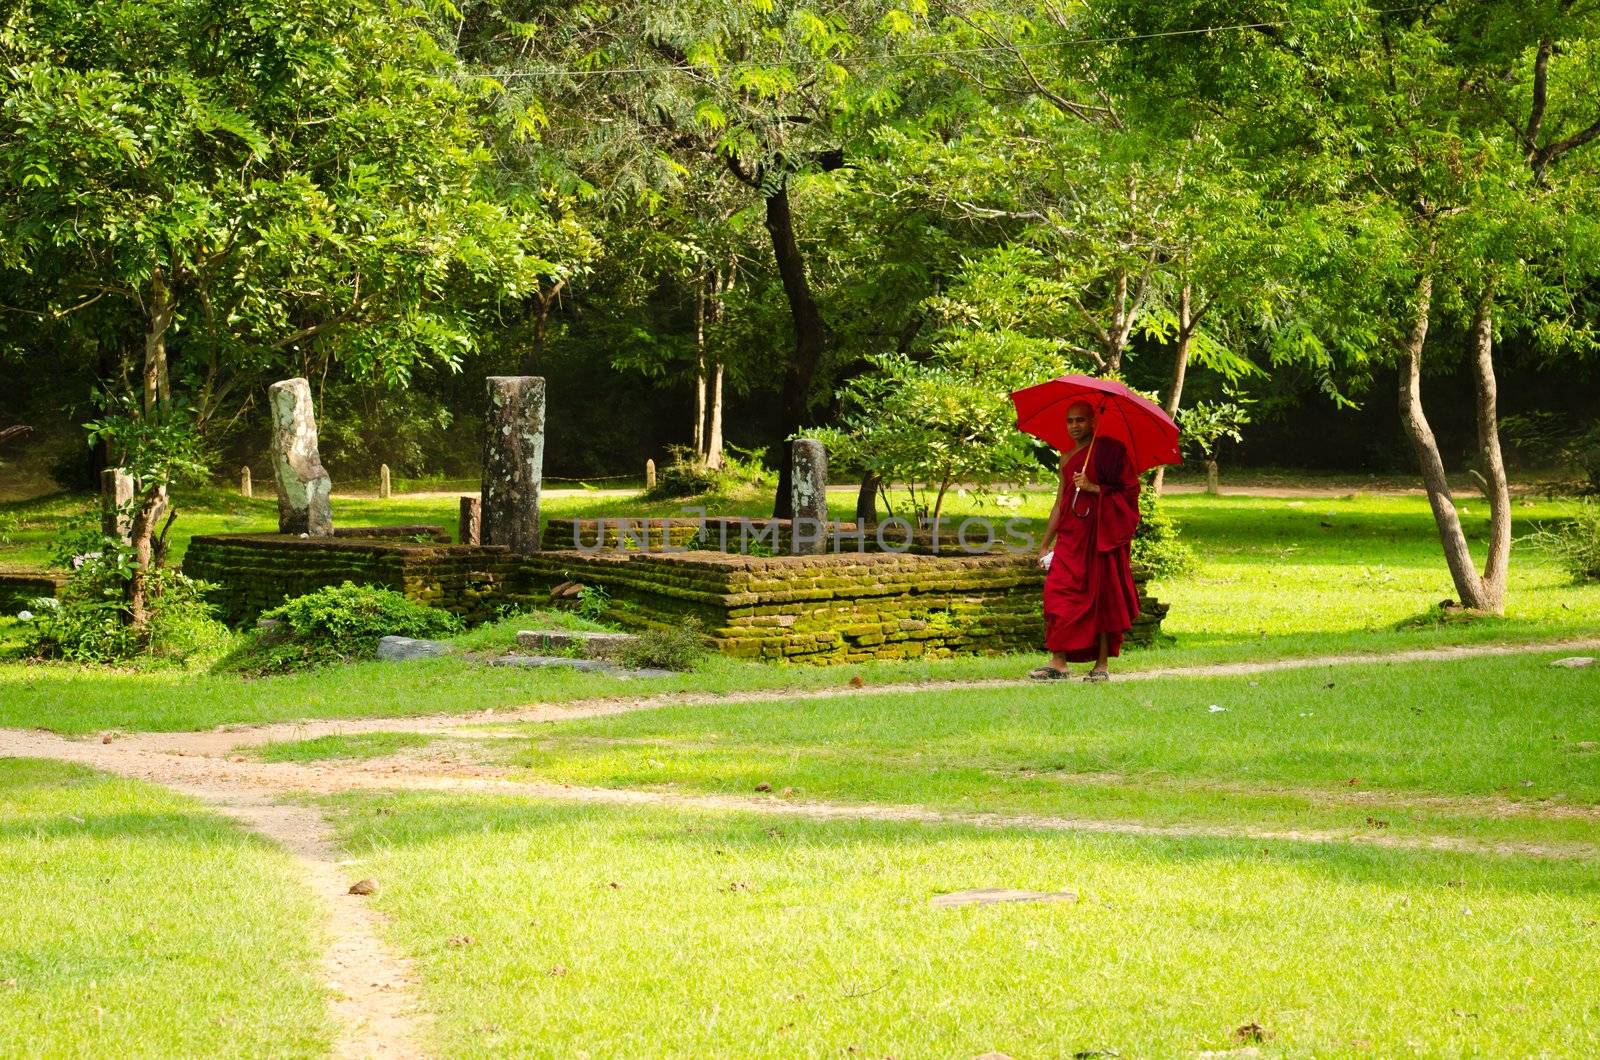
[1066,401,1095,420]
[1065,401,1095,445]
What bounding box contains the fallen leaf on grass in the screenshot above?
[1234,1023,1269,1044]
[606,881,621,890]
[1365,817,1389,829]
[780,786,795,798]
[1208,705,1227,713]
[754,781,773,792]
[849,675,864,688]
[548,965,568,977]
[445,935,473,948]
[726,880,751,892]
[1347,778,1361,786]
[348,879,378,896]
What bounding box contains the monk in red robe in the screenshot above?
[1030,402,1141,682]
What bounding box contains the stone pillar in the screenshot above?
[480,376,545,554]
[645,458,656,491]
[379,463,392,499]
[789,438,829,555]
[100,468,134,545]
[268,378,333,536]
[239,465,253,498]
[458,497,482,546]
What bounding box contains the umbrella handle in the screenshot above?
[1069,429,1099,518]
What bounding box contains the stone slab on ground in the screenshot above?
[376,636,451,661]
[929,888,1078,908]
[488,653,676,679]
[1549,656,1595,668]
[514,629,640,659]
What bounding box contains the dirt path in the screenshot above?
[4,726,1594,863]
[94,636,1600,758]
[11,734,430,1059]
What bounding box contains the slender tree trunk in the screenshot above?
[706,360,725,470]
[693,276,707,461]
[142,271,175,415]
[1153,283,1193,496]
[855,471,879,525]
[764,182,827,518]
[125,484,166,633]
[1395,271,1492,612]
[1469,284,1511,612]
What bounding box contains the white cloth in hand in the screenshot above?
[1038,552,1053,571]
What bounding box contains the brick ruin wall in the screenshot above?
[181,524,1169,662]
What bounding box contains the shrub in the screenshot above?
[1526,501,1600,582]
[224,582,462,674]
[575,584,611,623]
[21,539,228,665]
[645,443,774,499]
[616,618,709,672]
[1132,481,1196,580]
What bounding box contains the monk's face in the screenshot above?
[1066,404,1095,445]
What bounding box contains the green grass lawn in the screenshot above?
[0,758,331,1057]
[2,485,1596,736]
[253,651,1595,853]
[323,789,1600,1058]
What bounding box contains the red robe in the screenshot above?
[1043,436,1141,660]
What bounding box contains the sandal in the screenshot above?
[1028,666,1068,681]
[1083,667,1110,683]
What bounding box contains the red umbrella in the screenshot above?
[1009,374,1181,474]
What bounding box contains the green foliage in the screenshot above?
[615,618,709,672]
[1132,481,1195,581]
[21,549,224,664]
[645,444,774,500]
[1176,400,1251,462]
[1525,501,1600,583]
[226,582,461,674]
[575,585,612,624]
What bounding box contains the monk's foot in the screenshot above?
[1028,665,1068,681]
[1083,667,1110,683]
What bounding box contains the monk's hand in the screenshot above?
[1037,551,1053,571]
[1072,470,1099,493]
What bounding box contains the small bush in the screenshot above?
[645,443,774,499]
[1526,501,1600,582]
[1132,481,1196,580]
[21,545,227,666]
[224,582,462,674]
[616,618,709,672]
[576,584,611,622]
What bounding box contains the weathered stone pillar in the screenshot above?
[268,378,333,536]
[379,463,392,499]
[790,438,828,555]
[645,458,656,491]
[239,465,253,498]
[100,468,134,545]
[458,497,482,546]
[480,376,545,554]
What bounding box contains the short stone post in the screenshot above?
[268,377,333,536]
[458,496,482,546]
[645,458,656,491]
[790,438,829,555]
[239,465,253,498]
[379,463,392,499]
[100,467,134,545]
[480,376,545,554]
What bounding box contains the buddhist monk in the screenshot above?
[1029,401,1141,682]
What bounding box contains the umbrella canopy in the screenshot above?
[1010,375,1181,475]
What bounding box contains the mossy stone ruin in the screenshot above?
[185,379,1168,661]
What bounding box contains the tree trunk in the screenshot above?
[125,484,167,633]
[1152,283,1193,496]
[142,271,175,415]
[1203,457,1219,495]
[1469,285,1511,612]
[693,277,707,460]
[764,182,827,518]
[706,360,725,470]
[855,471,879,525]
[1395,271,1493,612]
